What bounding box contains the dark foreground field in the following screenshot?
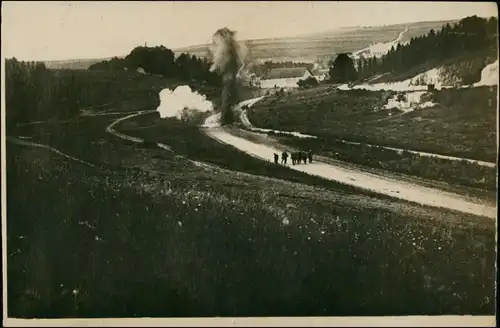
[7,111,496,318]
[247,86,498,162]
[6,71,496,318]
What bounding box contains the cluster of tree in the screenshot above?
[247,60,314,76]
[89,46,221,86]
[356,15,498,79]
[327,53,358,83]
[5,58,86,127]
[87,57,128,71]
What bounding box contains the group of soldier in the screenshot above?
[273,150,313,165]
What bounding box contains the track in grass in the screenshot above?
[199,99,496,219]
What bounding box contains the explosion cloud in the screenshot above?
[156,85,213,120]
[209,27,245,125]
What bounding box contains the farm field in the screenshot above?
[173,20,456,63]
[41,20,456,70]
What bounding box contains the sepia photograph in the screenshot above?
[1,1,498,326]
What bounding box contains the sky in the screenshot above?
[2,1,498,61]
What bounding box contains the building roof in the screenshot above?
[263,67,313,80]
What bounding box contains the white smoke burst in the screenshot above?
[156,85,213,120]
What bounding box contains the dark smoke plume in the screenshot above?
[209,27,244,125]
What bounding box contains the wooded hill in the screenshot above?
[88,47,221,86]
[356,16,498,84]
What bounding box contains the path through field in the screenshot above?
[18,100,493,219]
[201,100,497,219]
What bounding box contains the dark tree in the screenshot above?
[356,58,365,77]
[175,53,192,81]
[328,53,358,83]
[124,46,176,77]
[89,57,129,71]
[89,45,222,87]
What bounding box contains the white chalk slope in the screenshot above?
[353,27,409,59]
[474,60,499,87]
[383,91,436,112]
[340,60,499,92]
[338,67,447,92]
[202,99,496,219]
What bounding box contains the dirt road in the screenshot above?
[71,100,496,219]
[202,105,496,219]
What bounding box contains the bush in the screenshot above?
[297,77,319,89]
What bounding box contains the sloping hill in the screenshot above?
[40,20,457,70]
[174,20,458,63]
[353,16,498,87]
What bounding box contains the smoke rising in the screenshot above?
[209,27,245,125]
[156,85,213,121]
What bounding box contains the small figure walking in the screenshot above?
[308,150,313,163]
[273,153,279,165]
[281,151,289,165]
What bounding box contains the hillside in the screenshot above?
[346,16,499,88]
[5,33,496,318]
[304,20,460,43]
[174,20,458,63]
[39,20,457,70]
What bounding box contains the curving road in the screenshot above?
[201,99,497,219]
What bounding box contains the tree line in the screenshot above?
[355,15,498,80]
[89,46,221,87]
[5,46,225,128]
[5,58,86,127]
[4,58,168,128]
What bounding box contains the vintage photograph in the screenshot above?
[1,1,498,325]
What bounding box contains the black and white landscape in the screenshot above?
[2,1,498,325]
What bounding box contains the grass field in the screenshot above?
[247,86,498,162]
[116,112,398,198]
[6,70,496,318]
[8,118,496,318]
